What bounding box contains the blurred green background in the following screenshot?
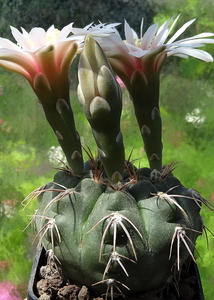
[0,0,214,299]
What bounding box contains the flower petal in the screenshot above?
[0,60,31,79]
[167,18,196,44]
[140,18,144,39]
[10,26,32,50]
[153,19,172,47]
[0,48,39,75]
[168,14,180,35]
[0,37,21,51]
[30,27,47,48]
[57,22,74,40]
[167,47,213,62]
[124,20,136,45]
[141,23,158,50]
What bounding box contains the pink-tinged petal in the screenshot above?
[168,47,213,62]
[141,23,158,49]
[124,20,136,45]
[10,26,32,50]
[0,60,32,80]
[34,45,57,80]
[0,49,40,76]
[30,27,46,48]
[116,76,126,88]
[55,40,78,72]
[57,22,74,40]
[108,57,133,86]
[0,37,21,51]
[167,18,196,44]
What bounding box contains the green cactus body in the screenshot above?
[35,163,202,295]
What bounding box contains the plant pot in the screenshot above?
[27,246,205,300]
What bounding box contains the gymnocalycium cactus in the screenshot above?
[25,35,213,297]
[1,16,214,298]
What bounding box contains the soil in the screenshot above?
[34,255,202,300]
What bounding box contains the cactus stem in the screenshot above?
[71,150,82,160]
[44,183,79,211]
[149,153,160,163]
[151,188,189,221]
[55,130,64,141]
[111,171,123,184]
[141,125,151,135]
[151,107,160,121]
[56,98,70,114]
[87,212,142,261]
[152,185,214,212]
[169,226,202,271]
[32,215,61,251]
[102,251,136,280]
[98,148,107,158]
[92,278,130,300]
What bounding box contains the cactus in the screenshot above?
[32,164,204,296]
[24,36,213,298]
[0,18,214,299]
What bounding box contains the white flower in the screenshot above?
[125,15,214,62]
[0,23,82,102]
[71,21,120,37]
[92,15,214,92]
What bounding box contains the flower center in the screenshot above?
[46,28,60,45]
